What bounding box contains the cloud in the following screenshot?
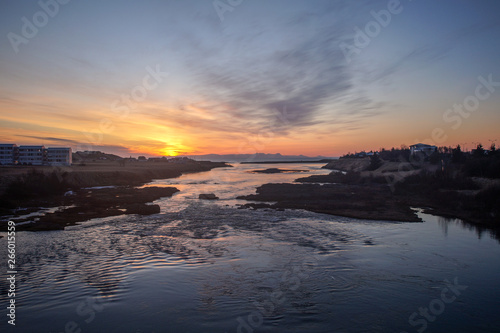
[368,23,500,83]
[13,136,136,156]
[15,135,81,145]
[157,1,382,136]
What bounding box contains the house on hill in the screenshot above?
[410,143,437,155]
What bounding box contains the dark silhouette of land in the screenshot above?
[239,144,500,230]
[241,160,333,164]
[1,144,499,234]
[0,159,229,231]
[249,168,309,174]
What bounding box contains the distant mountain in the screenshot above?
[181,153,334,162]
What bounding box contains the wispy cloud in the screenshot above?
[15,135,81,145]
[156,1,383,137]
[368,23,500,83]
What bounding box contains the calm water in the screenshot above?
[1,163,499,333]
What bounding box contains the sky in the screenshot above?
[1,0,499,157]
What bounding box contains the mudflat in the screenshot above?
[0,161,230,231]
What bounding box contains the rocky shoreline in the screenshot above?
[0,161,230,231]
[1,186,179,231]
[237,182,420,222]
[238,159,499,229]
[249,168,309,174]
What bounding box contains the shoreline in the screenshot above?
[240,160,334,164]
[238,158,499,231]
[0,161,230,193]
[237,183,421,222]
[0,161,230,231]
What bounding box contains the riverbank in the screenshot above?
[238,182,420,222]
[2,186,180,231]
[238,158,500,228]
[0,161,230,230]
[0,161,229,194]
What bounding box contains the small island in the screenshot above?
[249,168,309,174]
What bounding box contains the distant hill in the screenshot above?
[71,151,335,163]
[72,151,123,162]
[182,153,334,162]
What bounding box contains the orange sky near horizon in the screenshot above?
[1,93,498,157]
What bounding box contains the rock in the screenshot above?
[125,203,160,215]
[250,168,309,174]
[199,193,219,200]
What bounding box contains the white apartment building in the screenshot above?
[0,143,73,166]
[18,145,46,165]
[47,147,72,166]
[0,144,17,165]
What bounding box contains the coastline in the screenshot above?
[240,160,333,164]
[238,158,500,230]
[238,182,420,222]
[0,161,230,193]
[0,161,230,231]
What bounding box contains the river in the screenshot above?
[0,163,499,332]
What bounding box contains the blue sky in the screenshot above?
[1,0,499,156]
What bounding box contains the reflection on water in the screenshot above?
[0,163,499,332]
[437,215,500,241]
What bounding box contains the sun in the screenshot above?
[160,148,179,156]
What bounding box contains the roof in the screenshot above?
[410,143,436,148]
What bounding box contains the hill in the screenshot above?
[72,151,123,162]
